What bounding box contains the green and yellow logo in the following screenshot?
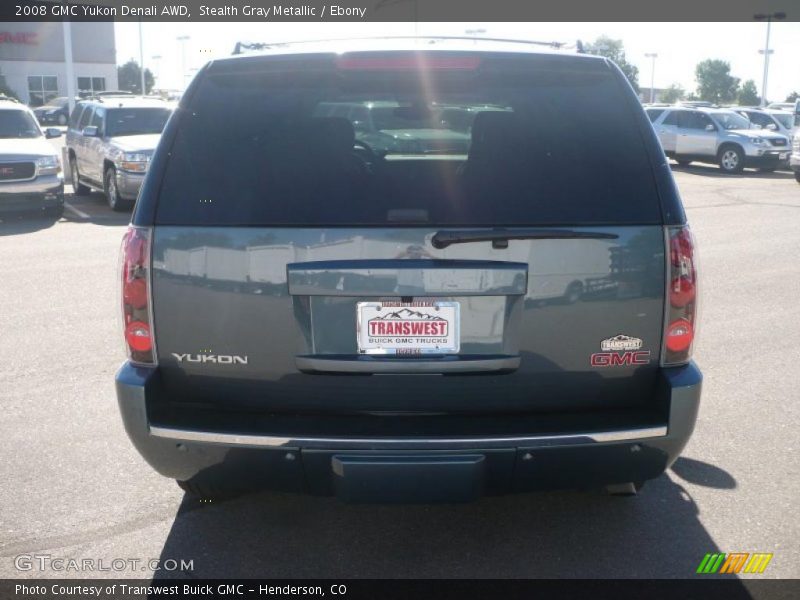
[696,553,773,574]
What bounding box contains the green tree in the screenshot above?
[786,91,799,102]
[695,59,740,104]
[660,84,685,103]
[584,36,639,92]
[737,80,760,106]
[0,69,18,100]
[117,60,155,95]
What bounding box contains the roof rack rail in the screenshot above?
[231,35,582,55]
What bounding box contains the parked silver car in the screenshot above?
[65,97,173,211]
[733,107,794,140]
[0,99,64,218]
[646,107,790,173]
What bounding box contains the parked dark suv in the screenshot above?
[116,40,702,502]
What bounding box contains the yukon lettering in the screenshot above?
[171,353,248,365]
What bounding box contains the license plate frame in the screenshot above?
[356,301,460,355]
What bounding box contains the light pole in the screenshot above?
[645,53,658,103]
[176,35,191,90]
[151,55,162,90]
[138,22,146,95]
[61,4,75,112]
[754,12,786,107]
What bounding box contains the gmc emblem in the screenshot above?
[590,351,651,367]
[0,167,14,175]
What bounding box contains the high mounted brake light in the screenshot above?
[662,226,699,365]
[335,56,481,71]
[120,226,156,364]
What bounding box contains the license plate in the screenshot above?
[779,152,788,160]
[357,301,459,355]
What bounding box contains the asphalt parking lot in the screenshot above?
[0,164,798,580]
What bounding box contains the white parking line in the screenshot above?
[64,202,90,219]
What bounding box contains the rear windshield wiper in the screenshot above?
[431,228,619,249]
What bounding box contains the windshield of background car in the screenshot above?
[0,110,41,138]
[105,107,171,137]
[708,111,752,130]
[645,108,664,122]
[771,112,793,129]
[156,53,662,227]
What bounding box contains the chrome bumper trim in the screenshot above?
[149,425,668,450]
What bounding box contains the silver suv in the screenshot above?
[0,99,64,218]
[646,107,790,173]
[65,96,173,211]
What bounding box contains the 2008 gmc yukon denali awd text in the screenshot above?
[115,39,702,503]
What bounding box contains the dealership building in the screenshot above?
[0,22,118,106]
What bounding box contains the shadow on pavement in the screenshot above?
[153,459,747,579]
[63,191,132,227]
[0,211,61,237]
[670,456,737,490]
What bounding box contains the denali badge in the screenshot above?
[172,353,248,365]
[592,335,649,367]
[600,334,643,352]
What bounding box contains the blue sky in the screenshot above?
[115,22,800,101]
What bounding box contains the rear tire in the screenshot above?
[718,145,744,174]
[795,171,800,183]
[69,156,90,195]
[104,167,132,212]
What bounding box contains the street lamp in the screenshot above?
[645,53,658,103]
[176,35,191,90]
[151,55,162,90]
[138,22,146,95]
[754,12,786,107]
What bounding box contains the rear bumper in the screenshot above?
[116,362,702,500]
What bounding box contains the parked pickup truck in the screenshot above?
[116,40,702,503]
[65,96,172,211]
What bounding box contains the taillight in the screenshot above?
[662,226,699,365]
[120,226,155,364]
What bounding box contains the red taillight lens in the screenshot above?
[125,321,152,352]
[120,226,155,364]
[665,318,694,352]
[662,226,699,365]
[670,276,695,308]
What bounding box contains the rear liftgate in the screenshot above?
[288,258,527,500]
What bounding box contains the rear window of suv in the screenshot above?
[155,53,661,226]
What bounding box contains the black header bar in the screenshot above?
[1,0,798,22]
